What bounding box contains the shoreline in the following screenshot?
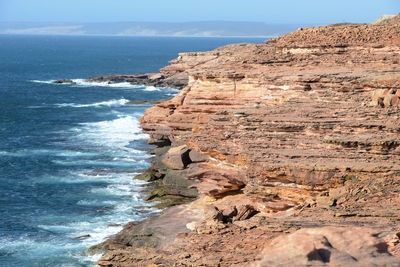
[92,15,400,266]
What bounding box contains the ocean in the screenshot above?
[0,35,265,266]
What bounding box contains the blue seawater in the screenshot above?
[0,35,265,266]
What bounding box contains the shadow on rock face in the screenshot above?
[307,248,331,263]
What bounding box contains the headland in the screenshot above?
[89,15,400,266]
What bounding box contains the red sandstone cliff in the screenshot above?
[96,15,400,266]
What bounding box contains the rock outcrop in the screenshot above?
[76,51,221,89]
[141,16,400,204]
[84,72,188,89]
[52,79,76,84]
[95,15,400,266]
[254,227,399,267]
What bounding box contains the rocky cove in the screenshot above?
[80,15,400,266]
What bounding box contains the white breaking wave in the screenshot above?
[53,159,149,169]
[143,85,160,91]
[71,79,140,88]
[31,79,140,88]
[75,115,149,148]
[62,114,151,171]
[144,86,180,93]
[56,98,130,108]
[31,170,158,265]
[0,149,98,158]
[31,79,55,84]
[38,172,158,246]
[31,79,181,93]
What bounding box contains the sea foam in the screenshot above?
[31,79,139,89]
[31,79,181,93]
[56,98,130,108]
[74,115,149,149]
[72,79,139,88]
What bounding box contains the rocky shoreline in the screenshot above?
[92,15,400,266]
[52,73,188,89]
[52,50,216,90]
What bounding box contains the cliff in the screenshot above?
[95,16,400,266]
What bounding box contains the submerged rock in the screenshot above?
[52,79,76,84]
[74,234,91,240]
[126,99,172,105]
[133,170,159,182]
[126,100,147,105]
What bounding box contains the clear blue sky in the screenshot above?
[0,0,399,24]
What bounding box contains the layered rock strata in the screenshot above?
[95,15,400,266]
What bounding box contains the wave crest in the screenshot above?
[56,98,129,108]
[72,79,139,88]
[30,79,181,93]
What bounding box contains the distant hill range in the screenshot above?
[0,21,300,37]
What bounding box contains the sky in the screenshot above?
[0,0,399,24]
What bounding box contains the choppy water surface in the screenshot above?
[0,35,265,266]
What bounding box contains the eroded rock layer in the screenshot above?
[141,18,400,201]
[96,15,400,266]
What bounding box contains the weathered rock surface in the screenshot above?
[95,15,400,266]
[141,15,400,203]
[253,227,400,267]
[90,203,203,255]
[136,145,199,209]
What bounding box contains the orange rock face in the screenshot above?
[96,16,400,266]
[141,17,400,205]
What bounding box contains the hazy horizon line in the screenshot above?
[0,20,316,25]
[0,21,302,37]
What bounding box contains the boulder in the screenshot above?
[162,145,192,170]
[189,149,208,163]
[253,227,400,266]
[371,89,386,106]
[52,79,76,84]
[162,168,198,198]
[316,195,335,208]
[383,94,399,107]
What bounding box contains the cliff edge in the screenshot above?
[95,15,400,266]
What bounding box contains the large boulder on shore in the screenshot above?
[254,226,400,267]
[162,145,192,170]
[188,149,208,163]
